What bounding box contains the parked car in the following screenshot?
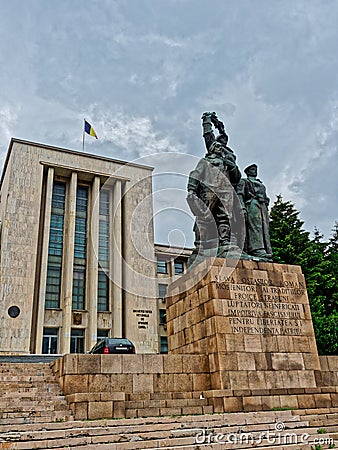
[89,337,136,354]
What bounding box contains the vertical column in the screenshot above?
[111,180,123,337]
[87,176,100,350]
[170,259,175,279]
[35,167,54,353]
[60,172,77,354]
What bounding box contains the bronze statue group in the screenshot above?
[187,112,272,266]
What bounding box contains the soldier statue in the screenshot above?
[186,112,244,265]
[237,164,273,261]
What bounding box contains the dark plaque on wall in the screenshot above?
[73,312,82,325]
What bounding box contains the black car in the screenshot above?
[89,337,136,354]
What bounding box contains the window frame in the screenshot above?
[157,258,168,274]
[174,259,184,275]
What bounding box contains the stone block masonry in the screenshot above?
[51,353,338,420]
[51,353,211,419]
[167,259,320,392]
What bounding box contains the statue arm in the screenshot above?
[213,117,228,142]
[228,164,241,185]
[222,155,241,185]
[236,179,245,204]
[254,180,270,205]
[236,179,248,218]
[187,160,209,217]
[187,160,204,194]
[201,112,216,152]
[261,183,270,205]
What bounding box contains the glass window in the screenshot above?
[98,221,109,263]
[157,259,167,274]
[160,336,168,354]
[76,187,88,212]
[74,217,87,260]
[97,329,109,339]
[98,270,109,311]
[72,268,86,310]
[51,184,66,211]
[159,309,166,325]
[174,259,184,275]
[98,190,110,268]
[74,187,88,260]
[45,182,66,310]
[49,215,64,256]
[45,266,62,309]
[158,283,168,299]
[72,186,88,310]
[70,328,85,353]
[42,328,59,354]
[99,190,110,216]
[98,190,110,309]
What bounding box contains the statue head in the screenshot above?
[216,133,229,146]
[209,141,224,156]
[244,164,258,177]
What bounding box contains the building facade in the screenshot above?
[0,139,159,355]
[154,244,192,353]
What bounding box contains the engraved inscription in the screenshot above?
[215,280,306,336]
[133,309,153,329]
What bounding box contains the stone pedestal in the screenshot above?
[166,259,320,393]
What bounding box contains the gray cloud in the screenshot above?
[0,0,337,240]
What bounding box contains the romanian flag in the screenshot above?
[84,119,98,139]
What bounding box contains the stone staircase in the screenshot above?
[0,362,338,449]
[0,362,73,425]
[0,408,338,449]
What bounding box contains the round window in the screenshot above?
[8,306,20,318]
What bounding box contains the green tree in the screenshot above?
[328,221,338,252]
[316,221,338,354]
[269,194,310,265]
[322,222,338,314]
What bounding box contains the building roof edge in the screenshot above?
[0,138,154,188]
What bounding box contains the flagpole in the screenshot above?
[82,118,85,152]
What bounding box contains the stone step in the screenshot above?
[0,416,310,440]
[0,408,336,445]
[0,375,58,383]
[1,423,337,449]
[0,413,73,426]
[0,363,73,426]
[0,404,72,414]
[29,444,309,450]
[0,392,64,400]
[0,381,60,385]
[0,407,73,418]
[0,390,68,398]
[0,384,61,391]
[0,410,299,433]
[294,407,338,425]
[0,396,72,411]
[0,398,69,406]
[0,366,53,371]
[0,407,334,428]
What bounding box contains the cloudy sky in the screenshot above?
[1,0,337,246]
